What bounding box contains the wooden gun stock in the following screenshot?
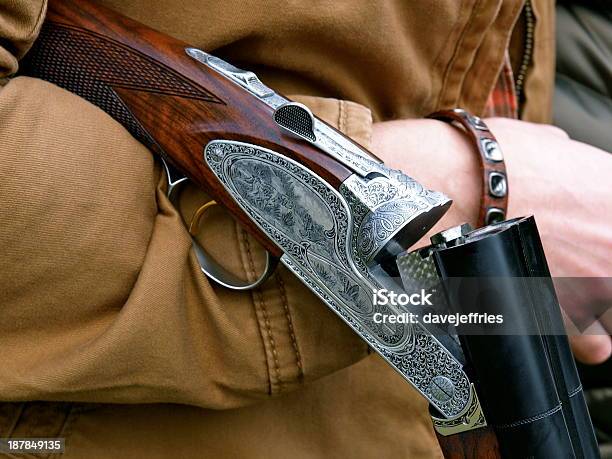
[21,0,359,259]
[436,429,501,459]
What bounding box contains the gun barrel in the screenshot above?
[431,217,599,459]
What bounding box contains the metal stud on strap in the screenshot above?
[427,108,509,228]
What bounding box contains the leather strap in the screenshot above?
[427,108,508,227]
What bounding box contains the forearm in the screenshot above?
[372,116,612,364]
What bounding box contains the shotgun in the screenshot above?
[19,1,600,457]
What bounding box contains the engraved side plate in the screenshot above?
[204,140,471,418]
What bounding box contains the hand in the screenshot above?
[371,117,612,364]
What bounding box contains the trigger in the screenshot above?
[192,239,279,290]
[163,159,278,291]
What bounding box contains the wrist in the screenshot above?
[371,118,481,241]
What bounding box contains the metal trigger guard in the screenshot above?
[162,159,278,290]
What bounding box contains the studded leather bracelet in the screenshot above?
[427,108,508,227]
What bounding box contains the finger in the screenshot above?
[569,327,612,365]
[596,304,612,334]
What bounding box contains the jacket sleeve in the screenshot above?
[0,58,372,409]
[0,0,46,84]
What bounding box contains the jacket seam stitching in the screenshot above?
[568,384,583,398]
[28,0,49,42]
[241,228,283,393]
[275,272,303,381]
[234,219,272,395]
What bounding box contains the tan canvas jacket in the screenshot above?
[0,0,554,457]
